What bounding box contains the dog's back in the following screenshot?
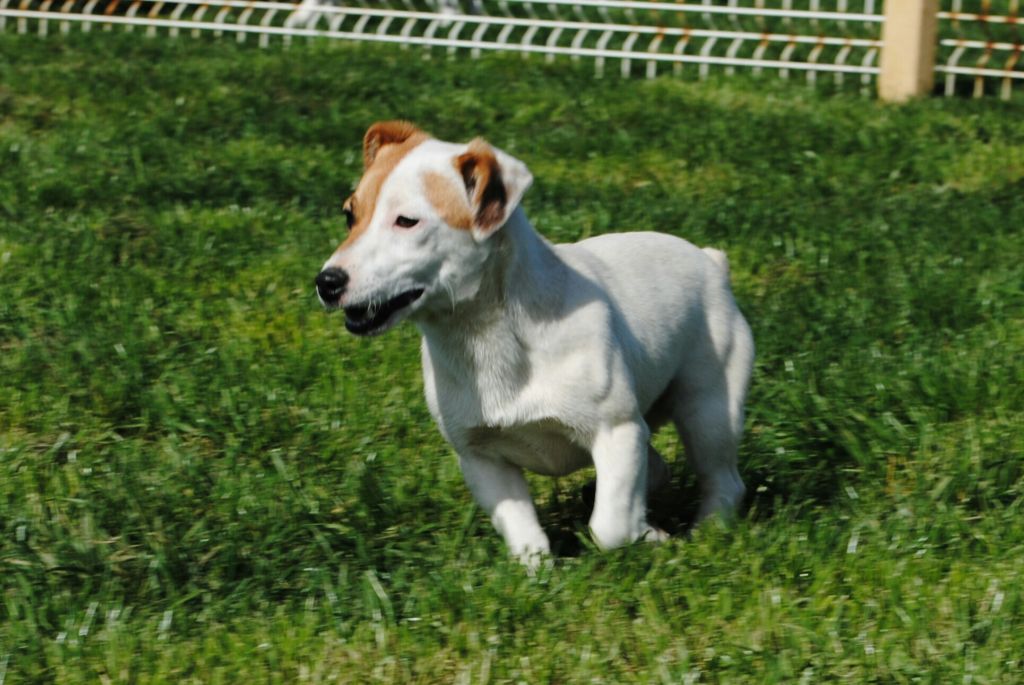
[555,231,746,365]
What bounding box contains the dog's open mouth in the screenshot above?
[344,289,425,336]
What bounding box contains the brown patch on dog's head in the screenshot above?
[455,138,508,235]
[423,170,473,230]
[338,121,431,249]
[363,120,425,169]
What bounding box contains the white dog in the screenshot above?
[316,121,754,565]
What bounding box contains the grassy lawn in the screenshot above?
[1,32,1022,683]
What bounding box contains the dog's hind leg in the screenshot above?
[673,387,746,522]
[673,329,753,522]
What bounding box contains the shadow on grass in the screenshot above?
[536,469,705,558]
[533,432,855,559]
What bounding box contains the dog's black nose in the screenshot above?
[315,267,349,304]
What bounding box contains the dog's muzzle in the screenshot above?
[315,267,349,307]
[342,289,425,336]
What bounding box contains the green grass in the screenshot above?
[1,33,1022,683]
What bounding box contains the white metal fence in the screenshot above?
[937,1,1024,99]
[0,1,1021,100]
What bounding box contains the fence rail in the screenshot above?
[937,3,1024,99]
[0,1,1021,100]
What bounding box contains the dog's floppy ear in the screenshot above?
[363,120,423,169]
[455,138,533,241]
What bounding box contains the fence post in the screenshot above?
[878,0,940,101]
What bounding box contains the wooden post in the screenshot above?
[878,0,940,102]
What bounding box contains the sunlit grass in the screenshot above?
[1,33,1022,683]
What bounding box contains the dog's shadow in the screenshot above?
[538,470,703,558]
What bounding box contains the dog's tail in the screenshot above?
[702,247,731,280]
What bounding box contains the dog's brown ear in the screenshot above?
[363,121,423,169]
[455,138,533,240]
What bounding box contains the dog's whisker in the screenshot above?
[445,281,457,313]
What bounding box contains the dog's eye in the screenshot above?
[395,216,419,229]
[342,207,355,230]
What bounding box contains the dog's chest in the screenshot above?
[422,322,580,422]
[464,421,591,477]
[421,336,597,476]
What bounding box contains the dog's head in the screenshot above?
[315,121,533,336]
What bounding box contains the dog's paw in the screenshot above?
[520,550,554,575]
[641,526,670,543]
[508,536,552,572]
[590,519,669,549]
[513,546,553,574]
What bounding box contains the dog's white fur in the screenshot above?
[319,122,754,565]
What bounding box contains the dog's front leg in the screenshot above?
[589,420,667,549]
[458,452,550,566]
